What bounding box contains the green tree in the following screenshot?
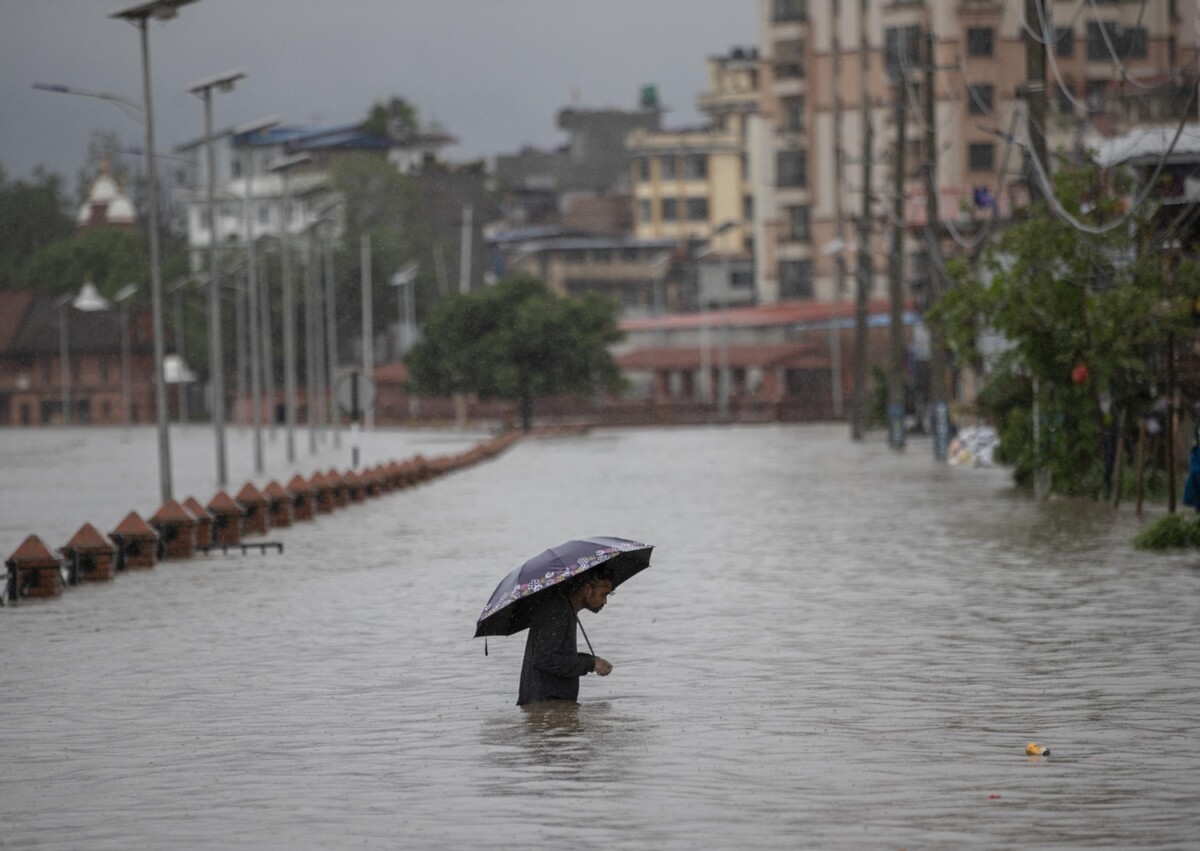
[0,164,74,289]
[405,276,625,431]
[361,97,418,141]
[932,162,1199,497]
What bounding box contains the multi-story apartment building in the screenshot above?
[627,49,760,309]
[758,0,1199,306]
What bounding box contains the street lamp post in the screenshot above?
[323,220,341,448]
[304,230,319,454]
[167,277,193,423]
[269,153,311,463]
[711,220,737,419]
[57,282,112,426]
[114,284,138,426]
[234,116,280,474]
[111,0,196,504]
[188,68,246,488]
[307,197,345,448]
[391,262,419,359]
[695,220,738,411]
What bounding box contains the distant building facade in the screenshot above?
[756,0,1200,305]
[0,290,164,427]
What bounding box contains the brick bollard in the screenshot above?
[325,468,349,508]
[183,497,215,548]
[263,481,293,528]
[6,535,63,600]
[235,483,269,536]
[149,500,198,560]
[207,491,245,547]
[287,474,315,522]
[110,511,159,569]
[359,467,377,497]
[310,472,334,514]
[60,523,117,583]
[344,470,366,503]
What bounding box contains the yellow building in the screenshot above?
[628,48,760,258]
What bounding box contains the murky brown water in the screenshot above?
[3,425,1199,849]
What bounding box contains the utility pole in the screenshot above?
[924,25,951,461]
[1023,0,1048,204]
[830,0,846,420]
[361,233,374,431]
[888,69,908,451]
[852,0,873,442]
[1024,0,1051,499]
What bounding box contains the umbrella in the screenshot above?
[475,536,653,639]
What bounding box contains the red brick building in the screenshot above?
[0,290,165,426]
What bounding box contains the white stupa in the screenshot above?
[76,159,137,231]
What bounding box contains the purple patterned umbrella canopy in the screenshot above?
[474,537,654,638]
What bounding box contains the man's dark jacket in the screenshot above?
[517,592,595,706]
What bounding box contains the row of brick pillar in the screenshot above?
[3,434,520,605]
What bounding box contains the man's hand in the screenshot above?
[593,657,613,676]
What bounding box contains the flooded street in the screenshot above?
[2,424,1199,849]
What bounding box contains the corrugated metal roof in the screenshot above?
[620,298,913,333]
[617,341,827,371]
[1092,123,1200,168]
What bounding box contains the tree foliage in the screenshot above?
[361,97,419,141]
[405,276,625,430]
[931,162,1200,497]
[0,164,74,289]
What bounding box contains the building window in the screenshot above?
[771,0,806,23]
[100,357,111,383]
[661,198,678,221]
[660,155,677,180]
[1088,22,1148,61]
[777,150,807,188]
[639,199,652,223]
[782,96,806,132]
[779,260,814,300]
[967,27,994,57]
[1056,26,1074,57]
[773,39,804,79]
[637,157,650,182]
[1056,80,1077,114]
[967,84,994,115]
[42,358,51,385]
[743,195,754,221]
[886,25,922,76]
[685,198,709,221]
[968,142,995,172]
[786,206,811,242]
[683,154,707,180]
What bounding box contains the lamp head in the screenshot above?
[73,281,112,312]
[187,70,247,96]
[110,0,197,22]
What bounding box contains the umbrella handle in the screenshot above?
[574,611,596,658]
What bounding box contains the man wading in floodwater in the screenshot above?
[517,573,614,706]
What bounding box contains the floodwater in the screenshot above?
[2,424,1199,849]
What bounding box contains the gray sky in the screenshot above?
[0,0,758,188]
